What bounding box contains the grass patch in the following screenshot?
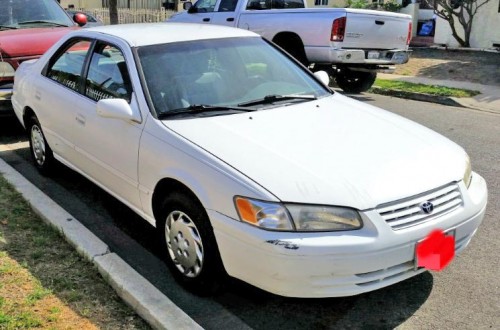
[372,79,480,97]
[0,175,150,329]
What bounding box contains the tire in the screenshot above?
[27,115,56,175]
[158,191,226,295]
[335,70,377,94]
[273,35,309,67]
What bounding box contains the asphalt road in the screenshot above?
[1,94,498,329]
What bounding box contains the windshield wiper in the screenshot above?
[17,20,70,27]
[238,94,317,107]
[157,104,254,119]
[0,25,18,30]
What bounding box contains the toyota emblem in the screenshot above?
[420,201,434,214]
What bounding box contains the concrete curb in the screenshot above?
[368,87,465,108]
[0,157,202,330]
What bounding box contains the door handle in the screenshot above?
[375,20,385,25]
[203,18,210,22]
[226,17,234,22]
[75,114,86,126]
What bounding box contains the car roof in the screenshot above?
[80,23,259,47]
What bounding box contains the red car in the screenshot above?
[0,0,86,116]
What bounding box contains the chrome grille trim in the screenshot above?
[377,182,463,230]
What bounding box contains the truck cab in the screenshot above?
[0,0,86,116]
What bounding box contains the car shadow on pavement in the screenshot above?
[214,271,433,329]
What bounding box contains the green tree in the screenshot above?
[423,0,492,47]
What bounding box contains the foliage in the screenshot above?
[422,0,492,47]
[380,0,402,12]
[345,0,401,12]
[372,79,480,97]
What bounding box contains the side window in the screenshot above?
[218,0,238,11]
[194,0,218,12]
[46,40,91,92]
[247,0,304,9]
[85,44,132,102]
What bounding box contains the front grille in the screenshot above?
[377,182,463,230]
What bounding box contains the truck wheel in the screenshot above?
[272,33,309,66]
[28,115,56,175]
[335,70,377,94]
[158,191,226,295]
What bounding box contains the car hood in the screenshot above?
[0,27,79,58]
[164,93,467,210]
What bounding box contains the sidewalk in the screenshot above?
[376,74,500,114]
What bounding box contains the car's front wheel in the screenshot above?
[28,115,56,175]
[158,191,226,295]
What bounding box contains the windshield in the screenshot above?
[138,37,331,118]
[0,0,73,28]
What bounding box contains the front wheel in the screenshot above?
[158,191,226,295]
[335,70,377,94]
[28,115,56,175]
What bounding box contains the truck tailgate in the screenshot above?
[343,9,410,50]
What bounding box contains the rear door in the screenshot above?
[342,10,410,50]
[39,38,93,162]
[210,0,240,26]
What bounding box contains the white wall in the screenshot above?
[434,0,500,48]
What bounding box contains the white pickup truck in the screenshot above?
[168,0,412,93]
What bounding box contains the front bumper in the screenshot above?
[210,173,487,298]
[0,85,14,116]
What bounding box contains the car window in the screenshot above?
[138,37,330,116]
[85,44,132,103]
[46,40,92,92]
[218,0,238,11]
[0,0,74,27]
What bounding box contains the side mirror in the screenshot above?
[184,2,194,11]
[73,13,88,27]
[97,98,141,123]
[314,70,330,87]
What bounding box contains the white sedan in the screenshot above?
[12,23,487,298]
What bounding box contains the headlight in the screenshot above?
[0,62,15,78]
[286,204,362,231]
[463,154,472,188]
[234,197,293,230]
[234,197,362,232]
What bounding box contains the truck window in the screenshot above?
[218,0,239,11]
[193,0,218,12]
[246,0,304,10]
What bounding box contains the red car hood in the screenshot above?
[0,27,79,58]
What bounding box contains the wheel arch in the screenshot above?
[272,31,308,65]
[151,177,206,227]
[22,106,36,128]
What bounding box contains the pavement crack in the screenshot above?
[95,247,112,257]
